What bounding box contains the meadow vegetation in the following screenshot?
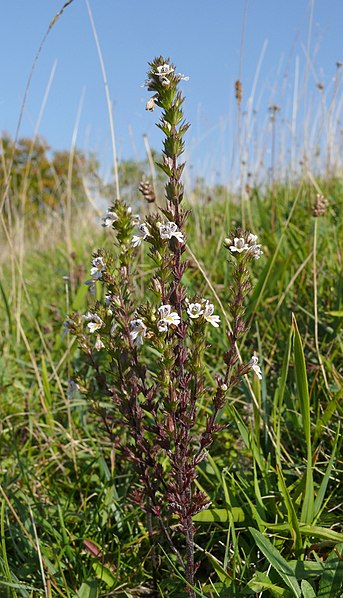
[0,45,342,598]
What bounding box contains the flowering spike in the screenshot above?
[66,58,264,597]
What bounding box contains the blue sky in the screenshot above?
[1,1,342,183]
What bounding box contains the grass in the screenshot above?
[0,173,342,596]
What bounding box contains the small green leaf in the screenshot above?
[205,552,232,584]
[247,571,289,595]
[76,580,99,598]
[301,579,316,598]
[92,562,116,588]
[193,507,245,523]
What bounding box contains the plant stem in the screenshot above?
[185,515,195,596]
[146,504,158,596]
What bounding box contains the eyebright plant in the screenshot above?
[65,57,263,596]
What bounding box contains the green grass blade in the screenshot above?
[317,543,343,597]
[276,464,302,555]
[249,528,302,597]
[41,355,52,406]
[314,424,340,519]
[273,326,292,453]
[0,279,12,334]
[298,526,343,543]
[1,500,20,598]
[292,313,314,524]
[314,386,343,444]
[0,578,34,597]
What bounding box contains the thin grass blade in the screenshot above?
[249,527,302,597]
[292,313,314,524]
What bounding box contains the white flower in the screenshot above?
[158,221,185,244]
[94,335,105,351]
[131,213,141,226]
[127,206,141,225]
[157,319,169,332]
[147,64,175,87]
[249,244,263,260]
[177,73,190,81]
[160,76,171,87]
[84,313,104,334]
[130,318,147,346]
[187,302,204,319]
[155,64,174,77]
[143,78,154,88]
[203,301,220,328]
[143,64,175,88]
[90,256,106,280]
[131,236,141,248]
[146,96,156,112]
[157,304,181,331]
[132,222,150,247]
[246,233,263,260]
[88,320,103,334]
[247,233,258,245]
[229,238,249,253]
[102,209,118,227]
[83,312,93,321]
[250,355,262,380]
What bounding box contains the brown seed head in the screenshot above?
[235,80,242,106]
[269,104,280,121]
[313,194,329,217]
[138,179,156,203]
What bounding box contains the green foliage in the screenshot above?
[0,171,342,595]
[0,134,98,217]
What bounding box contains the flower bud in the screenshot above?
[146,96,156,112]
